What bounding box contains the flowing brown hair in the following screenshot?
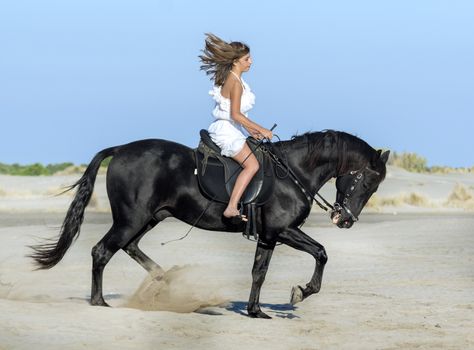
[199,33,250,86]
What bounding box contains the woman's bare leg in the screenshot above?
[223,143,259,219]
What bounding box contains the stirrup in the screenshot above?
[243,203,258,241]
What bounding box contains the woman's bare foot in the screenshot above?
[223,207,248,221]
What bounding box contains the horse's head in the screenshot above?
[331,150,390,228]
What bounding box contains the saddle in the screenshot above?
[194,129,275,238]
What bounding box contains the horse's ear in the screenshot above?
[380,150,390,164]
[371,150,382,165]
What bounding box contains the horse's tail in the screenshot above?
[29,146,118,269]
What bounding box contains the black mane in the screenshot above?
[287,130,376,174]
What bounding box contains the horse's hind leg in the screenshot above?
[91,222,147,306]
[123,232,163,274]
[123,211,170,275]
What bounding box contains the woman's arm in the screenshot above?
[229,82,273,140]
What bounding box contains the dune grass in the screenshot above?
[388,152,473,174]
[445,183,474,210]
[367,192,432,209]
[389,152,428,173]
[367,183,474,211]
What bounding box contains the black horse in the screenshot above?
[30,130,389,319]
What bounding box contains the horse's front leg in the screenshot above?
[247,240,275,319]
[278,227,328,304]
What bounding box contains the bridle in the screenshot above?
[266,137,379,224]
[265,134,380,222]
[334,170,363,222]
[334,166,381,222]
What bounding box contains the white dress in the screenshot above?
[207,76,256,157]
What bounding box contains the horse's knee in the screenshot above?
[316,247,328,265]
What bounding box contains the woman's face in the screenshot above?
[235,53,252,72]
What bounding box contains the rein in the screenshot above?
[265,137,335,212]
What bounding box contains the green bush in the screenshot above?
[0,159,112,176]
[100,156,112,168]
[0,162,76,176]
[46,162,74,174]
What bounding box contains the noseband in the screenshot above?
[334,170,363,222]
[335,166,380,222]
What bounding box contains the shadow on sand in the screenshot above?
[224,301,299,319]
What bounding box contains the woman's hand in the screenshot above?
[250,131,261,140]
[258,127,273,140]
[244,125,273,140]
[247,128,262,140]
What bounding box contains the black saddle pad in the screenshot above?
[195,130,274,205]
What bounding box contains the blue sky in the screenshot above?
[1,0,473,167]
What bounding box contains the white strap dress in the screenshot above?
[207,73,256,157]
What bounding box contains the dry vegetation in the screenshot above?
[367,183,474,211]
[445,183,474,211]
[367,192,432,209]
[388,152,473,174]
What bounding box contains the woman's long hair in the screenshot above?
[199,33,250,86]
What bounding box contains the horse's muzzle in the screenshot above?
[330,205,355,229]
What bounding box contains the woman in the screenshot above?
[199,33,273,223]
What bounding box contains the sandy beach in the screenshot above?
[0,167,473,349]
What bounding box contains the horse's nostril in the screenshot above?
[343,220,354,228]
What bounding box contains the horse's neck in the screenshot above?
[283,143,337,193]
[283,137,369,193]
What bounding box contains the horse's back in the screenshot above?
[108,138,194,169]
[111,138,192,158]
[105,138,197,216]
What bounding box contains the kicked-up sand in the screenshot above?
[0,211,472,350]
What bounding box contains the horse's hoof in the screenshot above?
[290,285,304,305]
[248,310,272,319]
[90,298,110,307]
